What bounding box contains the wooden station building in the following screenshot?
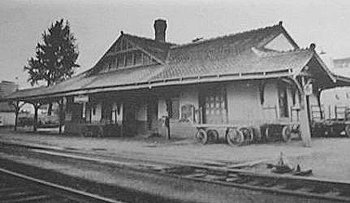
[3,19,347,146]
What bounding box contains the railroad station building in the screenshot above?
[3,19,348,146]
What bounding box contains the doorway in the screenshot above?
[147,97,158,131]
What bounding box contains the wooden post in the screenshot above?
[299,77,312,147]
[335,106,338,120]
[316,90,324,120]
[165,99,171,139]
[11,101,20,131]
[58,98,64,135]
[120,103,124,137]
[32,102,41,132]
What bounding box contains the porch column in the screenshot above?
[300,77,312,147]
[165,99,171,139]
[32,102,41,132]
[58,98,65,135]
[316,90,324,120]
[119,103,124,137]
[10,101,20,131]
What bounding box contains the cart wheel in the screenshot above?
[345,125,350,137]
[248,127,255,142]
[207,129,219,142]
[238,127,252,143]
[282,125,292,142]
[226,128,244,146]
[80,126,87,137]
[195,129,208,144]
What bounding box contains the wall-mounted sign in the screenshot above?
[74,95,89,103]
[304,83,313,96]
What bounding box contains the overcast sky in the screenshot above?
[1,0,350,89]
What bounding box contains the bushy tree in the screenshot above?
[24,19,79,86]
[24,19,79,115]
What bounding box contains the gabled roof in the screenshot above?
[152,48,314,81]
[2,22,337,101]
[123,33,175,62]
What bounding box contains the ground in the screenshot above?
[0,128,349,182]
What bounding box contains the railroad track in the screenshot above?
[0,168,122,203]
[155,165,350,202]
[1,141,350,202]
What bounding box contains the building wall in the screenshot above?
[136,102,147,121]
[263,81,279,122]
[0,112,15,126]
[157,86,199,138]
[226,80,293,126]
[227,81,263,125]
[64,80,307,138]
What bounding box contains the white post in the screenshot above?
[300,77,312,147]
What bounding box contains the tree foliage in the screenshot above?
[24,19,79,86]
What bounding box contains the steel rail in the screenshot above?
[1,141,350,202]
[0,168,123,203]
[30,145,350,202]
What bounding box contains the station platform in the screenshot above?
[0,128,349,182]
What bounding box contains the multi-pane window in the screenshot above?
[117,55,124,68]
[143,54,150,65]
[166,98,180,119]
[201,87,227,124]
[125,53,133,66]
[134,52,142,65]
[121,39,127,50]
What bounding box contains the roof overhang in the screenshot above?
[1,69,293,102]
[293,51,336,83]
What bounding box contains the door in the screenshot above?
[147,97,158,131]
[123,101,136,136]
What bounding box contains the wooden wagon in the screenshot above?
[79,123,120,137]
[194,122,298,146]
[311,105,350,137]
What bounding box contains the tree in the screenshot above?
[25,19,79,86]
[24,19,79,114]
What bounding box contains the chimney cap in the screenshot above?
[309,43,316,50]
[278,21,283,26]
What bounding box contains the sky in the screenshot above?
[1,0,350,89]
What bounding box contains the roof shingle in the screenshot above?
[3,22,330,101]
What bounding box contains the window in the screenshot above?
[127,41,133,49]
[117,55,124,68]
[134,52,142,65]
[115,43,121,52]
[121,39,127,50]
[200,87,227,124]
[278,84,289,118]
[92,106,96,115]
[143,54,150,65]
[125,53,133,66]
[166,98,180,119]
[107,60,113,70]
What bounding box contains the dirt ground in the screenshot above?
[0,128,349,182]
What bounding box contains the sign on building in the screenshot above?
[304,83,313,96]
[74,95,89,103]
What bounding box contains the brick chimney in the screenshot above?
[154,19,167,42]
